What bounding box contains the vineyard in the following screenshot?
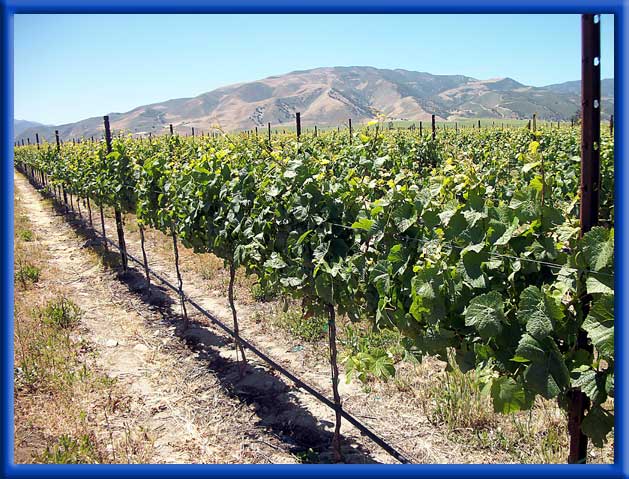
[13,117,615,464]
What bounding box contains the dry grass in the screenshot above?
[13,193,153,464]
[373,352,614,464]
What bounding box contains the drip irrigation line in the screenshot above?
[26,172,413,465]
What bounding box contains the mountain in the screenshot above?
[544,78,614,98]
[15,67,614,142]
[14,119,46,138]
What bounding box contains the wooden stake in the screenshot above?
[104,115,127,271]
[296,112,301,140]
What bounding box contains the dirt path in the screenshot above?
[14,172,301,464]
[15,171,490,464]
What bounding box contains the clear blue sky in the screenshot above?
[14,14,615,125]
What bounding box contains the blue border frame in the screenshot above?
[1,2,627,478]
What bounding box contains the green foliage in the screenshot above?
[15,124,615,446]
[427,350,495,431]
[272,307,328,343]
[38,434,100,464]
[39,297,82,330]
[250,281,279,302]
[340,324,405,383]
[16,262,41,288]
[18,229,34,241]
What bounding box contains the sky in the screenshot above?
[14,14,615,126]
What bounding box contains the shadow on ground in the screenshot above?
[31,180,382,464]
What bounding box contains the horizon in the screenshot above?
[15,14,615,125]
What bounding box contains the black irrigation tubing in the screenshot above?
[29,177,413,465]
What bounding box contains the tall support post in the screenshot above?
[420,121,422,136]
[532,113,537,131]
[296,112,301,140]
[566,13,601,465]
[268,122,271,144]
[580,14,601,235]
[348,118,352,144]
[610,114,614,136]
[431,115,436,141]
[191,127,195,137]
[104,115,128,272]
[478,119,481,130]
[55,130,69,210]
[169,124,174,136]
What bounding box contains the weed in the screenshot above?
[339,324,407,383]
[424,350,494,432]
[295,447,320,463]
[18,229,34,241]
[16,263,41,288]
[39,297,81,330]
[272,307,327,343]
[250,281,278,302]
[38,434,100,464]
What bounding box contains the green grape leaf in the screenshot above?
[352,217,374,231]
[581,405,614,448]
[264,254,287,269]
[582,294,614,362]
[586,275,614,295]
[464,291,505,339]
[516,334,570,399]
[581,227,614,271]
[517,286,563,340]
[372,355,396,380]
[572,369,608,405]
[491,376,528,413]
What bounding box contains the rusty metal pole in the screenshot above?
[566,14,601,465]
[580,13,601,236]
